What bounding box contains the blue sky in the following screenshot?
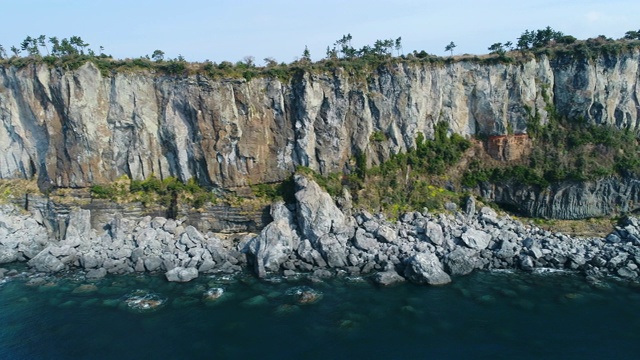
[1,0,638,64]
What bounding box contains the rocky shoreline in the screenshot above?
[2,175,640,286]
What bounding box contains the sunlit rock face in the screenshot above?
[1,49,639,189]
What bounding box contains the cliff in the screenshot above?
[1,50,639,218]
[2,50,639,187]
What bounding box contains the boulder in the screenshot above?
[165,267,199,282]
[353,228,378,252]
[444,247,481,276]
[425,222,444,246]
[246,214,299,277]
[0,248,18,264]
[144,256,163,272]
[316,234,348,268]
[27,251,65,273]
[376,225,399,244]
[404,253,451,285]
[373,270,406,286]
[294,175,351,244]
[460,228,492,250]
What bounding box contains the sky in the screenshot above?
[1,0,638,64]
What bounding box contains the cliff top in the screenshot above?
[1,31,640,82]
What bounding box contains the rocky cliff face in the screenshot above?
[1,50,639,191]
[482,176,640,219]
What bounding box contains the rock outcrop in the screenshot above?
[482,176,640,219]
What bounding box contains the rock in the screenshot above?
[404,253,451,285]
[460,228,492,250]
[425,222,445,246]
[165,267,199,282]
[606,233,622,244]
[73,284,98,294]
[312,269,333,279]
[444,247,480,276]
[0,248,18,264]
[297,240,327,267]
[373,270,406,286]
[376,225,398,244]
[294,175,351,244]
[86,268,107,280]
[464,196,476,217]
[353,228,378,252]
[203,288,224,302]
[519,255,535,272]
[27,251,65,273]
[144,256,163,272]
[198,259,216,273]
[246,207,299,277]
[617,266,637,279]
[316,234,348,268]
[444,202,458,212]
[295,290,323,304]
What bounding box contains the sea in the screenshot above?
[1,265,639,359]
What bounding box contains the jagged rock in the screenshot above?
[460,228,492,250]
[27,251,65,273]
[294,175,351,244]
[297,240,327,268]
[64,209,92,244]
[316,234,348,268]
[404,253,451,285]
[165,267,199,282]
[373,270,406,286]
[376,225,398,244]
[425,222,444,246]
[246,204,300,277]
[606,233,622,244]
[353,228,378,252]
[444,247,481,276]
[519,255,535,272]
[0,248,18,264]
[464,196,476,217]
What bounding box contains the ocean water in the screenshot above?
[1,267,639,360]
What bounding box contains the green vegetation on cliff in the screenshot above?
[2,28,639,82]
[90,175,215,212]
[463,105,640,188]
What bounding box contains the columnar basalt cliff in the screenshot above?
[1,50,640,218]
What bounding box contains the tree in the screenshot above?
[69,36,89,54]
[0,45,6,59]
[488,42,506,55]
[10,46,20,57]
[151,49,165,62]
[445,41,456,56]
[624,30,640,40]
[326,46,337,59]
[302,45,311,62]
[37,35,48,55]
[263,57,277,67]
[21,36,40,56]
[394,36,403,56]
[49,36,60,56]
[334,33,355,59]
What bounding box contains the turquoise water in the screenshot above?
[1,268,640,359]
